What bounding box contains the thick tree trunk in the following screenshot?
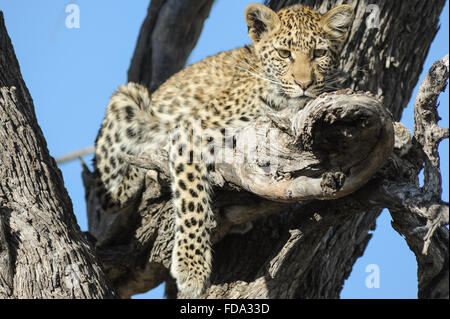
[83,0,448,299]
[0,13,117,299]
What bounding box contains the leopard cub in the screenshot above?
[94,3,354,297]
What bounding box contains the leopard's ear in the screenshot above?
[321,5,354,40]
[245,4,281,43]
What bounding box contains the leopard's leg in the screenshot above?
[168,120,219,297]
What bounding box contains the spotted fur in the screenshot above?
[93,3,354,297]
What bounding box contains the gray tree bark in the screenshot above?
[0,12,117,298]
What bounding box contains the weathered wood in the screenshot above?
[382,55,449,299]
[0,12,117,299]
[215,90,394,202]
[413,54,449,203]
[349,55,450,299]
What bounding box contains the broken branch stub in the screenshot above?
[215,90,395,202]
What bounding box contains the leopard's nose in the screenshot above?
[294,79,312,89]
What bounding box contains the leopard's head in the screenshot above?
[245,3,354,100]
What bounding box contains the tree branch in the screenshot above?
[55,146,95,164]
[128,0,215,93]
[413,54,449,201]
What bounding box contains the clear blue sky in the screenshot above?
[1,0,448,299]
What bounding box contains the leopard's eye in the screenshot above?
[276,49,291,59]
[313,49,327,59]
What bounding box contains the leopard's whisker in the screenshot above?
[221,62,282,86]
